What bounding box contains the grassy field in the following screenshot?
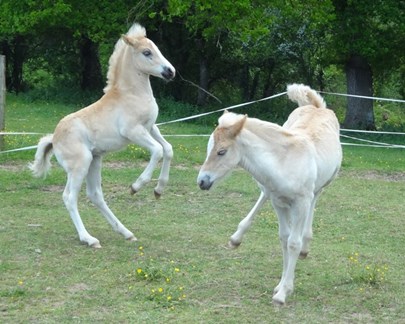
[1,97,405,323]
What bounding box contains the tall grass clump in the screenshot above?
[347,252,389,287]
[128,245,190,310]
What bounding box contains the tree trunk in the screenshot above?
[197,55,209,106]
[240,63,249,101]
[249,70,260,100]
[3,36,28,94]
[79,36,103,92]
[0,55,5,149]
[343,54,375,130]
[262,58,276,97]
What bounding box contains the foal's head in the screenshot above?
[122,24,175,81]
[197,112,247,190]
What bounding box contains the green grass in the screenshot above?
[1,97,405,322]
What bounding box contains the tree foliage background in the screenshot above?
[0,0,404,129]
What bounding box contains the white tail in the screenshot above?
[287,83,326,109]
[28,134,54,178]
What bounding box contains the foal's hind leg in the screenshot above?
[62,154,101,248]
[300,191,320,259]
[86,155,136,242]
[150,125,173,198]
[272,199,310,305]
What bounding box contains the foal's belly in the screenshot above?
[90,136,130,155]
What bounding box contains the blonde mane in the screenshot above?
[218,112,289,143]
[104,24,147,92]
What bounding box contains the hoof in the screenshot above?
[228,240,241,249]
[127,236,138,242]
[299,251,308,259]
[272,298,285,306]
[90,242,102,249]
[130,185,137,195]
[154,190,161,199]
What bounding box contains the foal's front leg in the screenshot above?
[229,192,267,248]
[128,126,164,196]
[150,125,173,198]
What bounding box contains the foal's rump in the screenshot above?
[284,84,342,190]
[283,83,340,140]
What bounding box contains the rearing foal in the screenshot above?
[29,24,175,248]
[197,84,342,304]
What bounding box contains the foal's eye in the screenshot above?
[217,149,227,156]
[143,49,152,57]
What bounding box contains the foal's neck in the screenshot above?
[238,119,293,180]
[116,48,154,96]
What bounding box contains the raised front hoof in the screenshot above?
[127,236,138,242]
[154,190,162,199]
[228,240,241,249]
[299,251,309,259]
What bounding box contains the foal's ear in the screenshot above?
[122,35,139,47]
[230,115,247,138]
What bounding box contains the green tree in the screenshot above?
[0,0,140,94]
[332,0,405,130]
[0,0,70,92]
[161,0,336,107]
[162,0,273,105]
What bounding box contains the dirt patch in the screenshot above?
[0,162,27,172]
[104,161,137,169]
[68,283,90,293]
[40,185,64,192]
[340,170,405,182]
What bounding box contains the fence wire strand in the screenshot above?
[1,91,405,154]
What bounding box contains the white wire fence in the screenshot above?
[1,91,404,154]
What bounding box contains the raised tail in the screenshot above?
[28,134,54,178]
[287,83,326,109]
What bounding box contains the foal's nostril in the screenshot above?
[162,66,175,80]
[198,177,212,190]
[198,179,205,189]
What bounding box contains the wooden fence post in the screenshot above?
[0,55,5,149]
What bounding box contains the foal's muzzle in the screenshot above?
[162,66,175,80]
[198,175,213,190]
